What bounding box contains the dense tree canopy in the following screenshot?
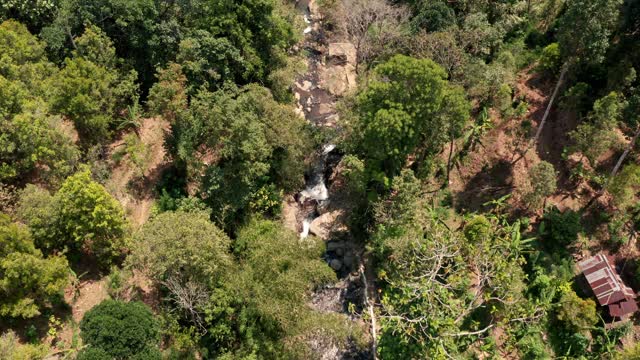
[169,84,309,226]
[17,169,128,265]
[348,54,469,182]
[2,0,640,358]
[0,214,69,319]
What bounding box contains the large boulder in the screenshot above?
[327,43,357,66]
[309,210,346,239]
[319,43,357,96]
[319,65,357,96]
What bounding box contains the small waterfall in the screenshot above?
[298,144,336,238]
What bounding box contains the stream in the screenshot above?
[291,1,373,359]
[293,0,343,240]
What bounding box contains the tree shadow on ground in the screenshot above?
[455,159,514,213]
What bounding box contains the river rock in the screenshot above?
[326,241,344,252]
[343,255,354,268]
[301,80,313,91]
[308,0,319,18]
[317,199,330,214]
[329,259,342,271]
[327,43,357,66]
[319,64,356,96]
[317,102,334,115]
[309,210,345,239]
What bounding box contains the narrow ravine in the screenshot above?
[289,1,373,358]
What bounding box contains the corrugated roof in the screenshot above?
[578,254,637,318]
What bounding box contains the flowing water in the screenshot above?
[293,0,341,239]
[292,3,373,358]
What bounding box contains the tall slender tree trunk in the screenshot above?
[446,136,455,185]
[513,63,569,164]
[66,26,77,50]
[609,125,640,180]
[360,264,377,359]
[584,124,640,209]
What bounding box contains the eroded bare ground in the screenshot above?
[449,66,604,217]
[106,117,171,228]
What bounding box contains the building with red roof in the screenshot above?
[578,254,638,319]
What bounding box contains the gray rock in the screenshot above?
[330,259,342,271]
[319,65,356,96]
[343,255,355,268]
[326,241,344,252]
[327,43,357,66]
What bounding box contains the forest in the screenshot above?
[1,0,640,358]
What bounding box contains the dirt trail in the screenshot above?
[107,117,170,227]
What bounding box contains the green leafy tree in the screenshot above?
[54,169,127,260]
[127,210,232,287]
[176,30,251,92]
[458,12,505,58]
[0,21,80,185]
[538,42,560,72]
[570,92,624,165]
[349,54,470,181]
[558,0,623,64]
[539,207,582,252]
[48,56,137,144]
[207,219,349,359]
[17,170,128,265]
[0,103,79,184]
[147,62,188,122]
[169,84,309,227]
[190,0,298,81]
[523,161,557,209]
[556,286,598,331]
[411,0,456,33]
[560,82,591,115]
[0,20,57,94]
[73,25,117,68]
[79,300,160,359]
[0,0,59,31]
[609,164,640,209]
[0,214,69,319]
[0,330,50,359]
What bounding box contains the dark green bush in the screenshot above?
[76,347,112,360]
[80,300,160,359]
[539,207,581,252]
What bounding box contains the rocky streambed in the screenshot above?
[285,1,372,358]
[289,0,359,273]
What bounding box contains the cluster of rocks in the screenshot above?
[292,1,356,127]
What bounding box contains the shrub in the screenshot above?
[556,286,597,331]
[80,300,160,359]
[249,184,283,217]
[0,214,69,319]
[0,330,49,360]
[560,82,591,114]
[538,43,560,72]
[539,207,581,251]
[17,169,128,266]
[523,161,557,209]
